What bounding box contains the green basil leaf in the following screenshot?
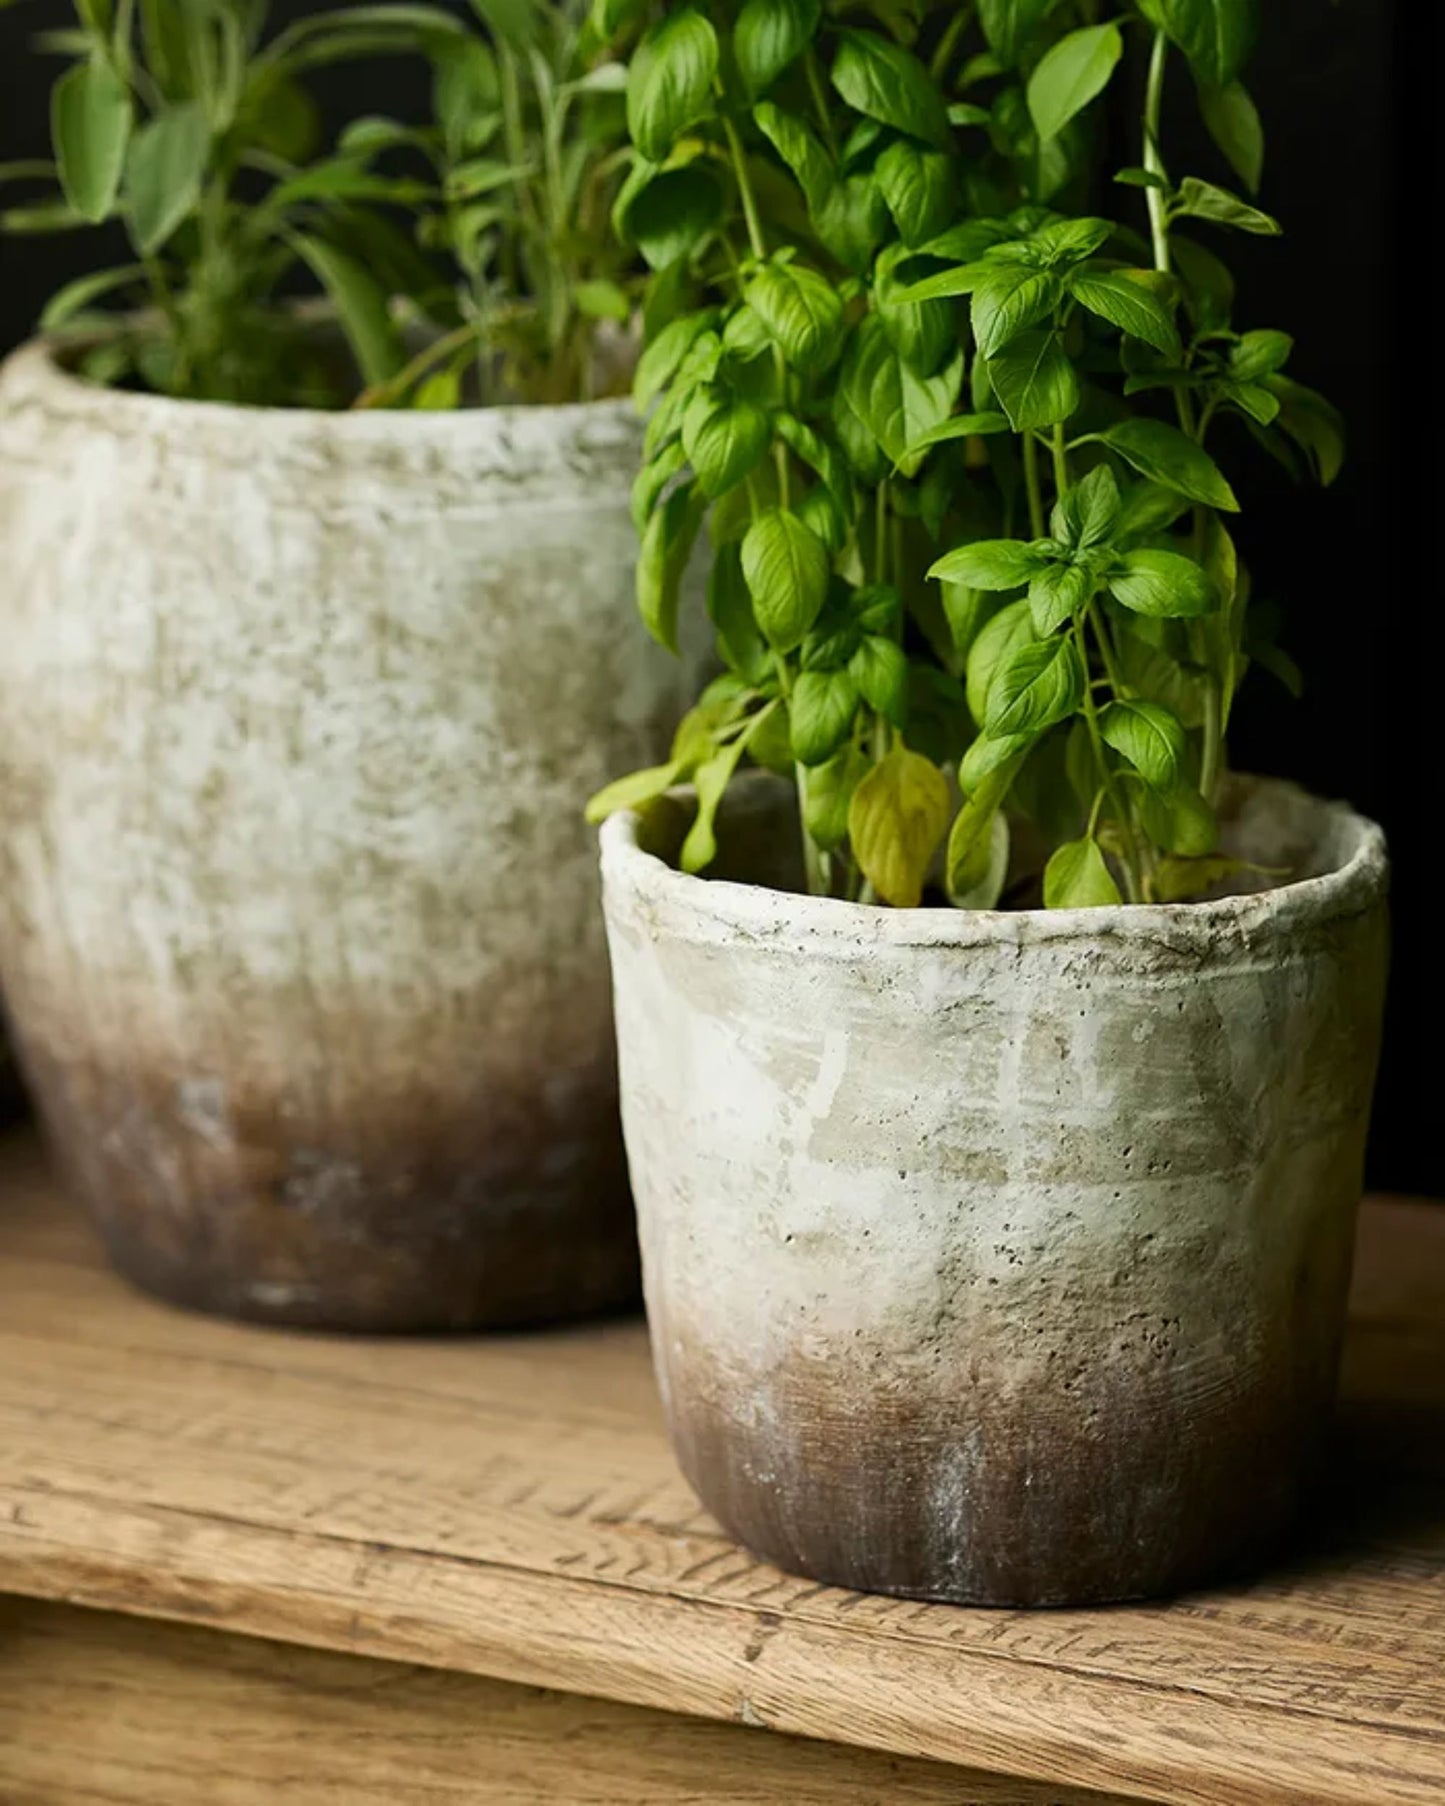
[681,387,772,496]
[1264,374,1344,486]
[1028,559,1093,635]
[1198,78,1263,193]
[741,507,831,651]
[1099,417,1239,510]
[830,28,948,148]
[681,731,752,873]
[896,260,992,305]
[849,634,909,725]
[633,308,718,409]
[1155,0,1257,88]
[960,730,1033,792]
[946,763,1017,897]
[631,438,687,534]
[585,759,685,825]
[124,103,208,258]
[835,315,962,479]
[899,411,1010,463]
[38,262,144,330]
[1171,174,1280,236]
[1139,784,1220,856]
[848,745,951,907]
[734,0,820,100]
[627,10,718,163]
[875,138,956,248]
[928,537,1047,590]
[1107,547,1214,617]
[813,169,890,271]
[745,260,844,372]
[971,265,1062,359]
[624,164,725,270]
[965,594,1033,723]
[1067,268,1182,359]
[977,0,1053,65]
[1027,216,1113,264]
[52,54,131,224]
[708,541,769,681]
[1099,699,1185,790]
[1043,836,1121,907]
[984,636,1083,736]
[791,667,861,764]
[1228,328,1292,381]
[986,328,1078,431]
[752,100,833,212]
[1026,24,1122,144]
[1051,464,1121,548]
[638,480,706,651]
[804,743,872,853]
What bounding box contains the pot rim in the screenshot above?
[0,334,636,438]
[600,773,1388,953]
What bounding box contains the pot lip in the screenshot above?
[600,773,1388,951]
[0,333,637,440]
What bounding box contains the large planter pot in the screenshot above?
[0,339,690,1331]
[600,776,1389,1605]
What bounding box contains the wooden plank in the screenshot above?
[0,1130,1442,1806]
[0,1598,1130,1805]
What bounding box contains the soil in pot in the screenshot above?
[600,774,1389,1605]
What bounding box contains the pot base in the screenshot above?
[23,1043,640,1334]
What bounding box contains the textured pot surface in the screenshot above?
[0,340,688,1330]
[601,778,1389,1605]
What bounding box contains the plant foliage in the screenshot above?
[588,0,1342,908]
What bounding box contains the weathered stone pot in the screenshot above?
[600,776,1389,1605]
[0,339,689,1331]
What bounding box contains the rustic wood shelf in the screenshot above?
[1,1127,1442,1806]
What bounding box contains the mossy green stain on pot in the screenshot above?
[599,776,1389,1605]
[0,340,693,1331]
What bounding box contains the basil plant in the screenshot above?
[588,0,1342,909]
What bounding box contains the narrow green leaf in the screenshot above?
[682,731,752,873]
[125,102,210,255]
[585,759,685,825]
[52,55,131,223]
[637,480,706,651]
[1198,79,1263,193]
[39,262,143,330]
[293,233,404,386]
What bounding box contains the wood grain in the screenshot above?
[0,1598,1131,1805]
[1,1130,1442,1806]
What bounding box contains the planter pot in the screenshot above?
[0,339,692,1331]
[600,776,1389,1605]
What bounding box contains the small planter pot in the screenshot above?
[0,340,690,1331]
[600,777,1389,1605]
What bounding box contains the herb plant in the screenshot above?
[0,0,641,409]
[347,0,641,407]
[588,0,1343,909]
[0,1,476,404]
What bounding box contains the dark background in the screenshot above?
[1,1,1432,1190]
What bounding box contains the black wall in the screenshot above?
[1,2,1432,1190]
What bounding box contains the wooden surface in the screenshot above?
[0,1129,1442,1806]
[0,1598,1134,1806]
